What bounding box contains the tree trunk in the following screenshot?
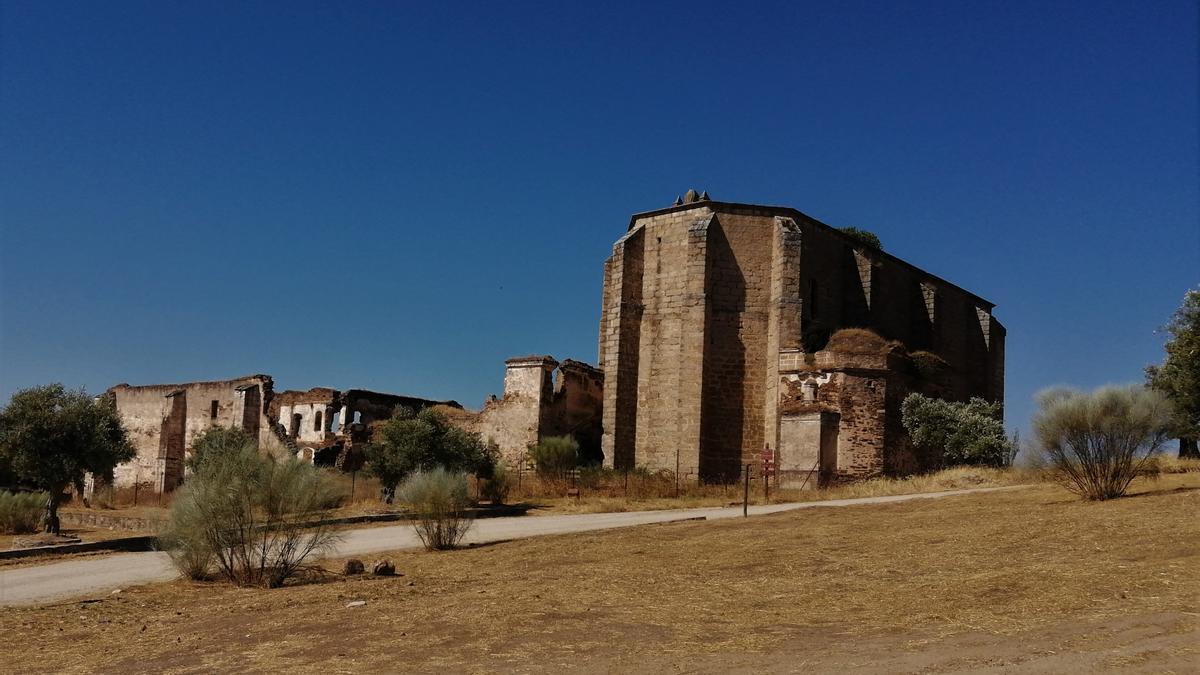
[1181,437,1199,459]
[43,489,62,535]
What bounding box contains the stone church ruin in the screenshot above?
[599,191,1004,484]
[103,192,1003,493]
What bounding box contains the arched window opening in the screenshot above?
[290,413,302,438]
[314,410,323,432]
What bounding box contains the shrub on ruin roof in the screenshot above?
[838,226,883,250]
[824,328,904,354]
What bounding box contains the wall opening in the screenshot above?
[314,410,323,432]
[353,411,362,424]
[290,413,302,438]
[210,400,219,420]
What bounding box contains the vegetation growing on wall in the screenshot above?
[838,226,883,250]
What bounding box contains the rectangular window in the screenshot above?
[210,400,219,420]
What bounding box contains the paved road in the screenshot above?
[0,486,1022,607]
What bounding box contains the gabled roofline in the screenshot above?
[626,200,995,310]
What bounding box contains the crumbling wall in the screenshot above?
[109,375,275,492]
[470,356,604,466]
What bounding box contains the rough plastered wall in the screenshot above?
[469,356,603,466]
[474,357,557,465]
[109,375,275,492]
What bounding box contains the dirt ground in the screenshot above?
[2,475,1196,674]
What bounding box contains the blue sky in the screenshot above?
[1,1,1197,438]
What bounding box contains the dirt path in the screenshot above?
[0,485,1022,607]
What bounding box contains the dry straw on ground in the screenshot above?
[2,473,1196,673]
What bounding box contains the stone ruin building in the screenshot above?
[106,375,458,494]
[459,356,604,466]
[599,190,1005,484]
[102,191,1003,493]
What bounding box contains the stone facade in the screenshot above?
[107,375,277,493]
[468,356,605,466]
[599,193,1005,482]
[107,375,459,493]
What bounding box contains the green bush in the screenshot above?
[478,461,511,504]
[366,408,495,503]
[186,425,256,471]
[1033,385,1173,500]
[0,490,46,534]
[160,442,341,586]
[398,468,474,550]
[901,393,1013,467]
[528,435,579,478]
[838,226,883,250]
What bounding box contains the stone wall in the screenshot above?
[599,195,1006,482]
[469,356,604,466]
[108,375,275,492]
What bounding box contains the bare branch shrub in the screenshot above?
[161,444,342,586]
[1032,385,1173,500]
[399,468,474,550]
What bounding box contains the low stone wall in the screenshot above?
[59,510,165,533]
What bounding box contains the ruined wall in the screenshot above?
[109,375,275,492]
[471,356,604,466]
[599,196,1005,482]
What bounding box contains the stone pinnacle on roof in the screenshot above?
[673,195,683,206]
[683,188,700,203]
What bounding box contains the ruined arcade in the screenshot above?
[599,191,1005,483]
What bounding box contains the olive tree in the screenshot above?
[1032,385,1172,500]
[0,385,134,533]
[1146,288,1200,458]
[365,408,494,503]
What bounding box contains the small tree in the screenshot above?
[901,393,1012,467]
[365,408,494,503]
[1032,385,1172,500]
[186,425,256,471]
[160,442,341,586]
[1146,288,1200,458]
[528,435,580,478]
[398,468,474,550]
[0,385,134,533]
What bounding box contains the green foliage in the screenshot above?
[186,425,256,471]
[1146,288,1200,457]
[0,384,134,533]
[0,490,46,534]
[398,468,474,550]
[365,408,494,503]
[160,442,342,586]
[528,435,580,478]
[1032,385,1173,500]
[901,393,1013,467]
[478,461,512,504]
[838,226,883,250]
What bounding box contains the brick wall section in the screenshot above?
[599,199,1005,482]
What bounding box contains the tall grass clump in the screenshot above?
[0,490,46,534]
[398,468,474,551]
[160,443,342,587]
[1032,385,1173,500]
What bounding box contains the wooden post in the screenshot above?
[743,464,751,518]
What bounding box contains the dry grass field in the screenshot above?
[2,473,1196,673]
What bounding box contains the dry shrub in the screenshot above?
[160,443,342,586]
[0,490,46,534]
[1033,386,1173,500]
[824,328,903,354]
[399,468,474,551]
